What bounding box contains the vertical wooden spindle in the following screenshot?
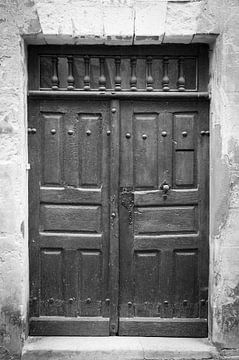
[51,56,59,90]
[84,56,90,91]
[162,57,170,91]
[177,57,185,91]
[146,56,153,91]
[99,57,106,91]
[67,56,75,90]
[114,56,121,91]
[130,57,137,91]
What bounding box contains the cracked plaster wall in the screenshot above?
[0,0,239,357]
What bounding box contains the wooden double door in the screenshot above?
[28,97,209,337]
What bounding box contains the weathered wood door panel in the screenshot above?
[119,100,209,336]
[29,98,209,337]
[28,99,112,335]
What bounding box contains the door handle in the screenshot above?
[162,184,170,194]
[160,181,171,199]
[111,212,116,219]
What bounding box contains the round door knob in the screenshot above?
[107,130,111,136]
[111,212,116,219]
[182,131,188,137]
[162,184,170,192]
[142,134,147,140]
[49,297,54,304]
[86,130,91,136]
[200,131,206,136]
[111,108,116,113]
[105,298,110,305]
[86,297,91,304]
[31,128,37,134]
[68,129,74,135]
[205,130,210,136]
[51,129,56,135]
[69,297,74,304]
[161,131,167,137]
[164,300,168,306]
[128,301,133,307]
[126,133,131,139]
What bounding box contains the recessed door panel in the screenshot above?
[29,98,209,337]
[29,100,111,336]
[119,100,209,337]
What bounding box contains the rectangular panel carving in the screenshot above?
[134,113,158,188]
[79,251,102,316]
[63,114,79,187]
[42,113,63,185]
[173,114,195,150]
[40,249,64,316]
[175,151,195,187]
[173,250,199,317]
[79,114,102,187]
[158,113,173,186]
[40,205,101,233]
[134,206,197,234]
[134,251,160,317]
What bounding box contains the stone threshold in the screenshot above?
[22,337,218,360]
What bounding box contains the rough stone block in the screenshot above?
[22,337,217,360]
[164,2,201,42]
[102,3,134,44]
[36,0,104,42]
[134,0,167,44]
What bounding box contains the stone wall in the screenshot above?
[0,0,239,357]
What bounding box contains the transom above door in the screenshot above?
[28,45,209,337]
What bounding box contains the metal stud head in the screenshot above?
[86,130,91,136]
[182,131,188,137]
[105,298,110,305]
[128,301,133,307]
[126,133,131,139]
[142,134,147,140]
[68,129,74,135]
[51,129,56,135]
[69,297,74,304]
[107,130,111,136]
[111,108,116,113]
[86,297,91,304]
[161,131,167,137]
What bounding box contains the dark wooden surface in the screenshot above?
[118,100,209,336]
[28,45,209,337]
[29,99,111,335]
